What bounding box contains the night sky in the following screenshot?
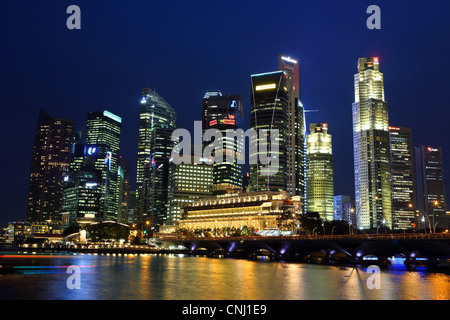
[1,0,450,227]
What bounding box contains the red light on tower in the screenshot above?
[428,147,433,152]
[374,57,379,63]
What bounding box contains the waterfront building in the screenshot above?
[352,57,392,230]
[127,190,138,225]
[136,88,177,229]
[136,87,177,220]
[415,145,448,231]
[306,123,334,221]
[117,156,130,225]
[278,54,306,202]
[167,155,214,225]
[250,71,289,192]
[179,191,301,232]
[334,195,352,222]
[389,126,416,230]
[85,110,122,221]
[27,110,76,223]
[202,91,244,194]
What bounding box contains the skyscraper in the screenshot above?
[306,123,334,221]
[147,127,176,229]
[167,155,214,225]
[61,143,103,228]
[389,126,416,230]
[202,91,244,194]
[352,57,392,230]
[85,110,122,221]
[136,88,177,227]
[27,110,76,223]
[278,55,306,201]
[334,195,352,222]
[415,145,447,231]
[117,156,130,225]
[250,71,288,192]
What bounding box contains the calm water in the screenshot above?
[1,252,449,300]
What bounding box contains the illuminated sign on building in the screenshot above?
[209,119,218,126]
[255,84,276,91]
[221,119,236,125]
[105,151,112,171]
[87,147,97,155]
[281,56,298,64]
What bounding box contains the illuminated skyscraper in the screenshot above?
[61,143,103,228]
[167,155,213,225]
[415,145,447,230]
[352,57,392,230]
[278,54,306,201]
[250,71,288,192]
[306,123,334,221]
[334,195,352,222]
[85,110,122,221]
[136,88,177,227]
[27,110,76,223]
[202,91,244,194]
[117,156,130,225]
[389,126,416,230]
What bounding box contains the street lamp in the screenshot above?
[331,226,337,235]
[376,219,385,235]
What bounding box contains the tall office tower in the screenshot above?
[202,91,244,194]
[85,110,122,221]
[334,195,352,221]
[136,88,177,225]
[62,143,103,227]
[250,71,288,192]
[352,57,392,230]
[27,110,76,223]
[61,169,103,229]
[278,55,306,201]
[306,123,334,221]
[117,156,130,224]
[415,145,448,230]
[389,126,416,230]
[127,190,137,224]
[146,127,176,229]
[167,155,213,225]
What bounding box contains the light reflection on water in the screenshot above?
[0,253,449,300]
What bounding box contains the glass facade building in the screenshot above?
[389,126,416,230]
[278,55,306,203]
[27,110,76,223]
[352,57,392,230]
[415,145,448,230]
[167,155,214,225]
[85,110,122,221]
[250,71,288,192]
[136,88,177,228]
[202,91,244,194]
[306,123,334,221]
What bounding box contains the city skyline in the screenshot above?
[2,1,450,227]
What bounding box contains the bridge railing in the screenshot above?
[171,233,450,242]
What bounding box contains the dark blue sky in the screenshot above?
[1,0,450,227]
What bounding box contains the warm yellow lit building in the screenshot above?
[179,191,301,232]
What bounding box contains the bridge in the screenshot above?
[159,233,450,265]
